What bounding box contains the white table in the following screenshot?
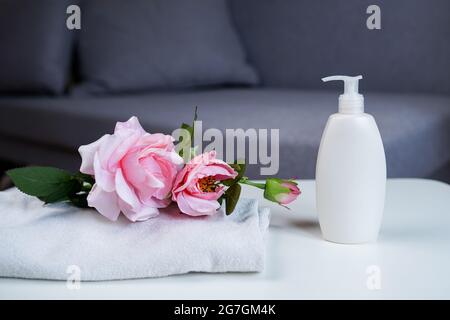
[1,179,449,300]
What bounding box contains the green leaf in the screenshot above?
[225,183,241,215]
[6,167,85,204]
[7,167,72,195]
[38,180,79,204]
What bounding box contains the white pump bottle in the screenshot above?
[316,75,386,244]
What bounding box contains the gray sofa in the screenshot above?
[0,0,449,182]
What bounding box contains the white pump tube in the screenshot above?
[322,75,364,114]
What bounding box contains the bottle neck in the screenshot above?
[338,95,364,114]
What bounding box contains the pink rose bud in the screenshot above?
[264,178,300,205]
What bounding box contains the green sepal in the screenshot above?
[263,178,293,203]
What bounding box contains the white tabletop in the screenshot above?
[0,178,449,300]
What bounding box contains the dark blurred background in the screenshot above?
[0,0,449,188]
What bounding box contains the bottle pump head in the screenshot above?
[322,75,364,114]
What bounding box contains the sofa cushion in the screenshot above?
[0,90,448,179]
[0,0,74,94]
[230,0,450,94]
[74,0,258,94]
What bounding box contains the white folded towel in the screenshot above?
[0,188,270,280]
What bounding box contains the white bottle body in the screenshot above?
[316,113,386,244]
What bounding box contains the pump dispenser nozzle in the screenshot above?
[322,75,364,114]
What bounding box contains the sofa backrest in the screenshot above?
[0,0,74,95]
[230,0,450,94]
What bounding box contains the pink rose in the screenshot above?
[172,151,237,216]
[78,117,183,222]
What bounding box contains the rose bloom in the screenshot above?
[172,151,237,216]
[78,117,183,222]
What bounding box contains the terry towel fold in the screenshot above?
[0,188,270,280]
